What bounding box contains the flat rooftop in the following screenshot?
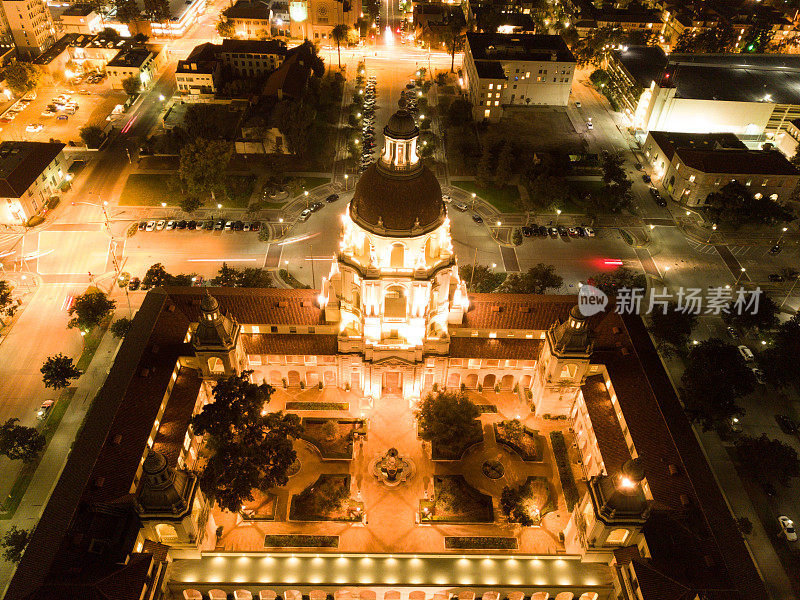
[615,47,800,104]
[107,48,152,68]
[466,33,576,63]
[0,142,65,197]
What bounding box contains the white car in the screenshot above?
[155,220,166,231]
[299,209,312,221]
[452,201,468,211]
[36,399,54,420]
[442,194,452,203]
[583,226,596,237]
[779,516,797,541]
[25,123,43,133]
[145,220,156,231]
[587,121,594,130]
[738,345,754,362]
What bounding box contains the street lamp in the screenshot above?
[555,208,562,225]
[344,174,349,190]
[304,190,310,208]
[496,220,501,227]
[778,226,788,245]
[471,192,476,210]
[707,223,717,243]
[734,267,746,286]
[217,203,222,209]
[161,202,166,208]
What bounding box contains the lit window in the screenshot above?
[489,332,497,338]
[606,528,629,544]
[484,109,490,118]
[489,83,494,90]
[494,101,499,106]
[688,174,695,182]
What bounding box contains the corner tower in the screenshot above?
[320,105,469,399]
[192,291,243,379]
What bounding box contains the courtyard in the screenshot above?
[209,385,585,555]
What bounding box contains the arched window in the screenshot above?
[384,285,406,318]
[606,528,629,544]
[208,357,224,374]
[390,244,405,268]
[559,363,578,379]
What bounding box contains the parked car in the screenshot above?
[769,245,782,254]
[326,193,339,203]
[251,221,261,232]
[452,201,468,211]
[145,221,156,231]
[128,276,140,290]
[584,227,596,237]
[751,367,765,384]
[472,214,483,223]
[176,220,187,230]
[233,220,245,231]
[568,227,580,237]
[738,345,755,362]
[586,121,593,130]
[521,226,533,237]
[203,220,214,230]
[775,414,798,434]
[548,227,558,237]
[642,173,651,183]
[224,220,234,231]
[166,220,176,230]
[442,194,452,203]
[25,123,43,132]
[37,400,54,420]
[299,209,312,221]
[310,202,324,212]
[138,221,147,231]
[155,220,166,231]
[779,516,797,542]
[187,220,197,230]
[649,187,667,206]
[557,225,568,236]
[214,219,225,230]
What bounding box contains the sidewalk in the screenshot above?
[0,319,122,597]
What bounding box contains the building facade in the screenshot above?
[0,141,69,224]
[57,3,103,34]
[223,0,272,38]
[1,0,56,56]
[105,45,166,91]
[463,33,576,122]
[644,130,800,206]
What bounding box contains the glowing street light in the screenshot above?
[160,202,166,208]
[778,226,789,245]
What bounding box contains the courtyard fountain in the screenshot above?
[369,447,415,487]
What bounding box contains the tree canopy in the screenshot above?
[179,138,232,200]
[589,266,646,297]
[68,290,115,331]
[648,301,697,352]
[1,62,41,96]
[331,24,350,69]
[736,433,800,486]
[110,317,132,339]
[758,313,800,387]
[0,280,14,323]
[216,18,235,38]
[41,354,81,389]
[0,526,30,564]
[704,181,794,228]
[122,75,140,96]
[210,263,274,288]
[680,338,755,430]
[673,21,736,53]
[502,263,563,294]
[191,371,303,512]
[722,294,779,332]
[459,264,505,293]
[0,419,45,463]
[415,390,480,448]
[80,125,106,149]
[589,151,633,214]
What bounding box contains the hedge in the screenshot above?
[550,430,580,511]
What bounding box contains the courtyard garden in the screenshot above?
[420,475,494,523]
[299,418,366,459]
[289,474,363,522]
[500,476,555,526]
[494,419,542,461]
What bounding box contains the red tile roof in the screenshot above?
[152,369,203,469]
[449,336,543,359]
[166,287,324,326]
[241,333,338,355]
[456,294,577,330]
[581,374,631,475]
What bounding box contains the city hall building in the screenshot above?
[7,109,766,600]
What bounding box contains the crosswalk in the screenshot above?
[686,239,762,258]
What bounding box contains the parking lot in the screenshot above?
[0,83,126,144]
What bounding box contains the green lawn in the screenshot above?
[451,180,520,213]
[119,174,177,206]
[291,176,331,196]
[224,174,257,208]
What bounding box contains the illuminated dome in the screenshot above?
[350,107,445,236]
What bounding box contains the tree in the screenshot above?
[737,516,753,536]
[79,125,106,149]
[109,317,132,339]
[444,17,465,73]
[41,354,81,389]
[758,313,800,387]
[272,99,315,157]
[191,371,303,512]
[458,264,505,293]
[704,181,793,228]
[122,74,141,96]
[476,146,493,188]
[648,301,697,351]
[523,153,571,211]
[673,20,736,53]
[590,150,633,214]
[114,0,140,23]
[446,98,473,127]
[722,294,779,332]
[503,263,563,294]
[182,103,227,141]
[180,195,201,213]
[179,138,232,201]
[500,478,551,525]
[680,338,755,430]
[494,142,514,185]
[497,419,525,445]
[210,263,274,287]
[68,290,116,331]
[216,18,235,38]
[142,263,172,288]
[143,0,170,22]
[415,390,480,449]
[0,527,30,564]
[331,24,350,69]
[0,419,45,463]
[589,266,646,297]
[0,280,14,324]
[1,62,41,96]
[736,433,800,486]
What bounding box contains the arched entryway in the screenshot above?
[521,374,532,389]
[269,370,282,386]
[447,372,460,388]
[500,374,514,390]
[155,523,178,543]
[287,370,300,387]
[465,373,478,389]
[483,373,496,388]
[307,372,320,387]
[323,370,336,386]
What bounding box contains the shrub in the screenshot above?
[512,229,523,246]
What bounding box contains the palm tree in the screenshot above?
[331,24,350,70]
